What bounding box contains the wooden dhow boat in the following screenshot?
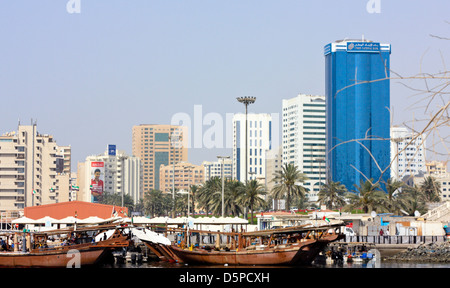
[0,225,130,268]
[134,224,344,266]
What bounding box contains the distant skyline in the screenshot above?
[0,1,448,172]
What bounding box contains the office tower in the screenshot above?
[233,113,272,182]
[159,162,204,193]
[390,126,426,180]
[78,145,142,204]
[282,94,326,201]
[324,39,391,191]
[265,146,282,196]
[0,124,71,210]
[202,159,232,181]
[132,124,188,191]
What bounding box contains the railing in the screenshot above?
[423,202,450,221]
[342,235,447,245]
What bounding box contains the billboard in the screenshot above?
[108,144,116,156]
[90,161,104,203]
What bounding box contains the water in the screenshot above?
[103,259,450,269]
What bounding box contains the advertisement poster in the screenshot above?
[90,161,104,203]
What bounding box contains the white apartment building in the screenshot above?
[0,124,71,211]
[233,113,272,183]
[265,146,282,195]
[414,161,450,201]
[390,126,426,180]
[202,158,232,181]
[282,94,326,202]
[78,146,142,204]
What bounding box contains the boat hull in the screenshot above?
[0,229,129,268]
[0,246,108,268]
[168,237,337,266]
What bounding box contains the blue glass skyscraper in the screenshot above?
[324,39,391,192]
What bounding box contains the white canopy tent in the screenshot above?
[11,217,38,225]
[52,216,78,224]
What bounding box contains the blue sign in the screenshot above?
[347,42,380,53]
[108,144,116,156]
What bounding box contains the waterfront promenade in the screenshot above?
[332,235,448,257]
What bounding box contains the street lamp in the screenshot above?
[236,96,256,183]
[177,189,191,247]
[169,131,183,218]
[182,165,195,217]
[217,155,230,217]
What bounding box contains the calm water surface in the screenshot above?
[103,259,450,269]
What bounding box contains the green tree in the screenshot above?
[345,179,387,213]
[238,179,267,224]
[318,179,348,210]
[271,163,308,211]
[383,178,406,214]
[189,184,198,216]
[401,184,428,216]
[143,189,172,217]
[100,192,135,216]
[223,180,244,217]
[197,177,222,216]
[420,176,441,202]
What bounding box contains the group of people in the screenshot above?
[0,233,30,252]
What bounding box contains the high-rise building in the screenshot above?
[132,124,188,191]
[265,146,282,196]
[282,94,326,201]
[233,113,272,182]
[0,124,71,211]
[77,146,142,204]
[324,39,391,191]
[390,126,426,180]
[202,159,232,181]
[159,162,204,193]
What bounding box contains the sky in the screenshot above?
[0,0,449,172]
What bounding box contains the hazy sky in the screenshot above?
[0,1,449,171]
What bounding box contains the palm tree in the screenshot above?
[189,184,198,216]
[345,179,387,213]
[401,184,428,215]
[420,176,441,202]
[143,189,170,217]
[271,163,308,211]
[223,180,244,217]
[197,177,221,216]
[238,180,267,224]
[383,178,405,214]
[318,179,347,210]
[174,192,188,216]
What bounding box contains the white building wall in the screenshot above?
[233,113,272,183]
[390,126,426,180]
[203,159,232,181]
[0,124,71,210]
[282,94,326,202]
